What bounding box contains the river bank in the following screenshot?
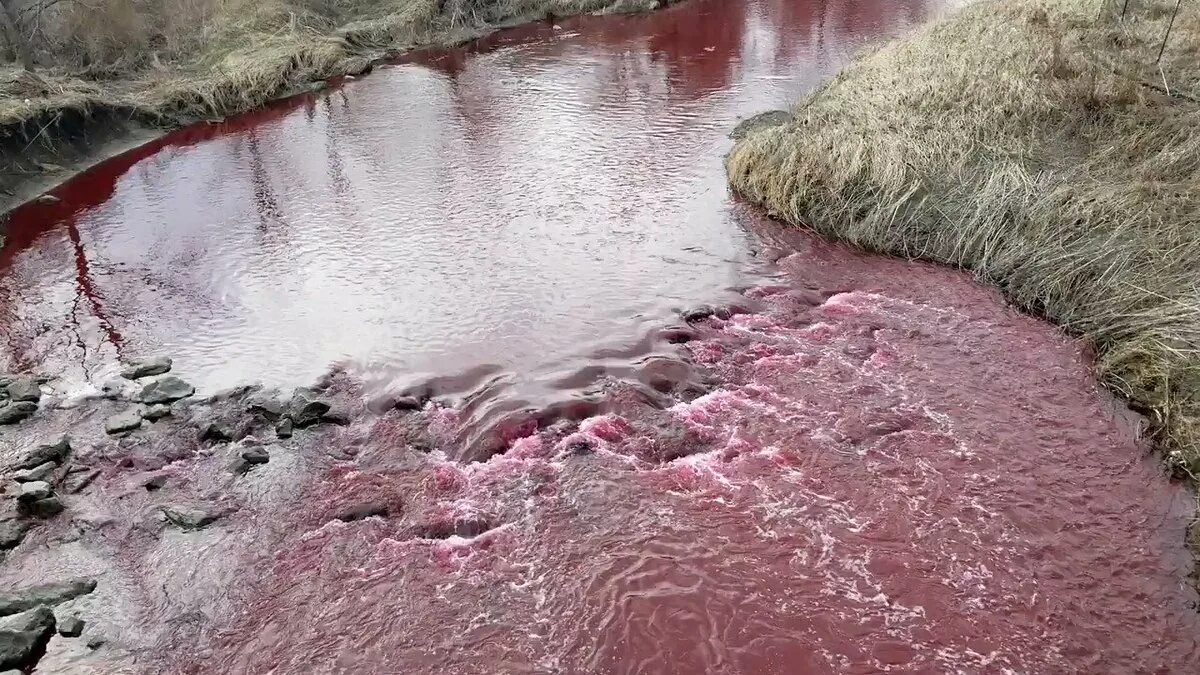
[727,0,1200,484]
[0,0,666,214]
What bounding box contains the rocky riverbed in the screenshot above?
[0,356,398,671]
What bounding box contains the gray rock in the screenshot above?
[241,447,269,465]
[63,470,100,494]
[141,404,171,421]
[249,397,284,421]
[275,417,294,439]
[0,579,97,617]
[199,422,234,443]
[56,615,84,638]
[288,389,330,427]
[16,482,51,503]
[12,462,56,483]
[104,409,143,434]
[120,356,172,380]
[143,474,167,491]
[139,376,195,404]
[4,378,40,403]
[336,502,389,522]
[0,606,55,670]
[0,402,36,426]
[161,506,222,530]
[729,109,794,140]
[0,522,29,550]
[22,498,63,519]
[12,436,69,471]
[321,406,352,426]
[391,395,422,411]
[86,635,106,649]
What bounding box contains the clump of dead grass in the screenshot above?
[726,0,1200,475]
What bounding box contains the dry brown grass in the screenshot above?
[726,0,1200,475]
[0,0,660,138]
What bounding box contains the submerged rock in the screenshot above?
[0,579,97,617]
[161,506,223,530]
[56,615,84,638]
[391,395,422,411]
[21,498,63,519]
[0,402,36,426]
[142,403,172,421]
[139,376,195,404]
[321,405,352,426]
[199,422,234,443]
[241,447,269,465]
[143,474,168,491]
[4,378,40,404]
[275,417,294,439]
[0,606,55,670]
[289,389,330,427]
[248,396,285,420]
[63,469,100,494]
[120,356,172,379]
[104,409,143,434]
[335,502,389,522]
[12,462,56,483]
[12,436,69,471]
[0,522,29,550]
[729,109,794,140]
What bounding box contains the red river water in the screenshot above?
[1,0,1198,672]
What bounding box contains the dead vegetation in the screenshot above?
[726,0,1200,475]
[0,0,660,145]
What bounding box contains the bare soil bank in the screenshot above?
[727,0,1200,488]
[0,0,667,213]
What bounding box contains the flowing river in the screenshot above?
[0,0,1198,672]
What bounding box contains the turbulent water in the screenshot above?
[1,0,1198,672]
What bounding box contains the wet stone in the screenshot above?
[0,522,29,550]
[0,606,56,671]
[161,506,222,530]
[16,482,51,503]
[56,615,84,638]
[0,578,97,617]
[63,470,101,494]
[86,635,106,650]
[142,404,171,421]
[336,502,389,522]
[391,395,422,411]
[4,378,40,404]
[139,376,195,404]
[275,417,294,439]
[120,356,172,380]
[22,498,63,519]
[13,436,69,471]
[241,447,269,465]
[12,462,56,483]
[321,406,352,426]
[249,397,284,421]
[200,422,234,443]
[143,474,168,491]
[0,402,36,426]
[289,389,330,427]
[104,409,143,435]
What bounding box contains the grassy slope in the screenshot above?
[0,0,660,137]
[727,0,1200,476]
